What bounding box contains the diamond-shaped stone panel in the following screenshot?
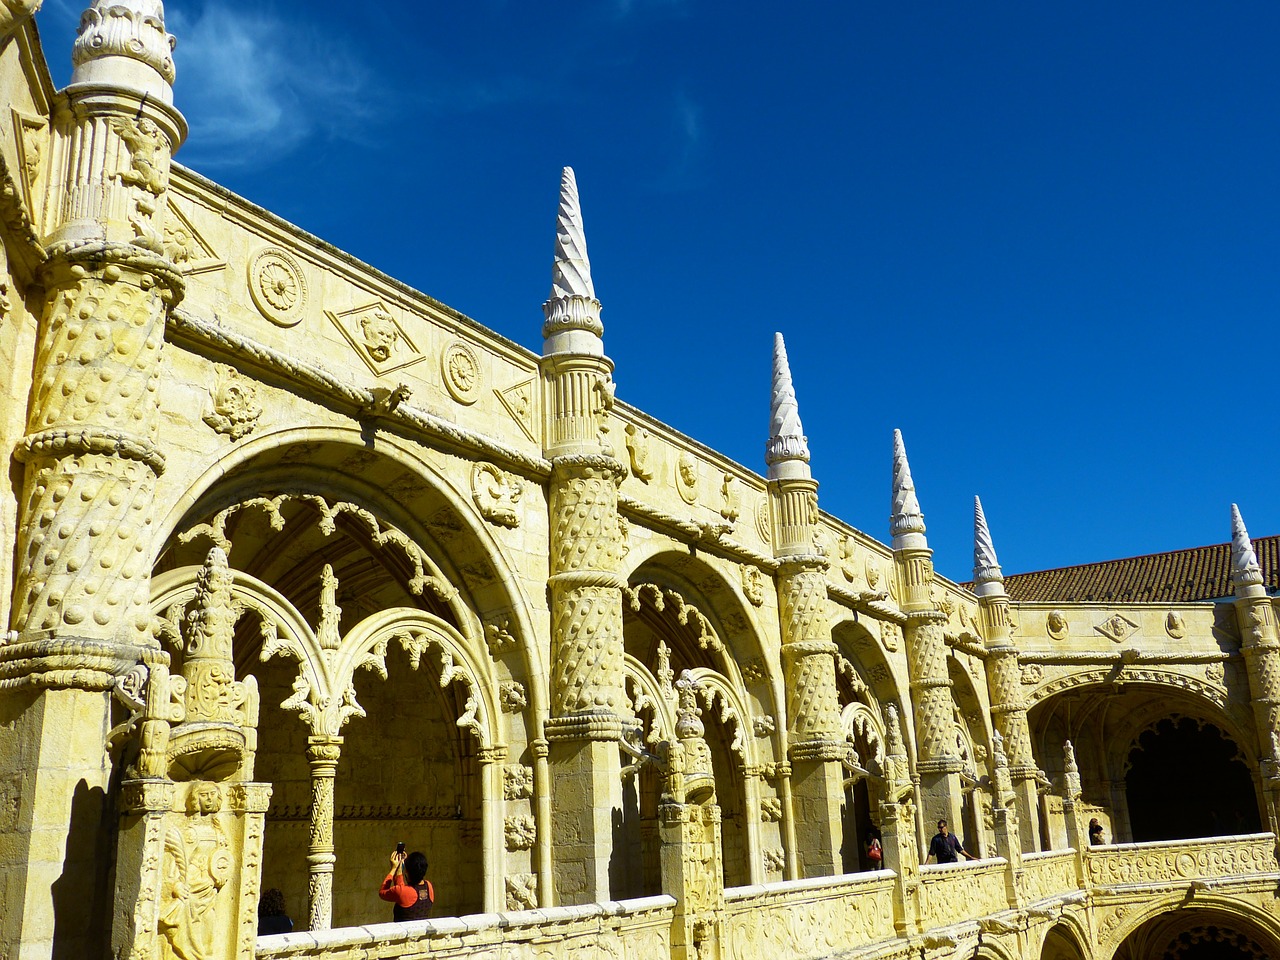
[326,301,425,375]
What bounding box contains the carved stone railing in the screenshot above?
[1018,849,1078,903]
[1087,833,1279,891]
[255,895,675,959]
[722,873,897,959]
[919,858,1010,922]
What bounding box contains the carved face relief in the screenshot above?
[358,309,399,362]
[1165,610,1186,639]
[203,364,262,440]
[1046,610,1069,640]
[676,452,699,505]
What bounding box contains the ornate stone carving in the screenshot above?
[74,0,177,82]
[496,377,537,442]
[865,556,881,589]
[472,462,524,528]
[752,714,776,737]
[1205,661,1225,685]
[499,681,527,712]
[740,565,766,606]
[624,423,654,482]
[442,340,482,404]
[719,473,740,524]
[1020,663,1042,685]
[759,798,782,822]
[763,847,786,874]
[1046,610,1068,640]
[676,451,699,505]
[505,873,537,911]
[202,364,261,440]
[880,621,901,653]
[755,497,771,544]
[248,247,307,326]
[159,782,233,960]
[740,657,767,686]
[504,814,537,851]
[1096,612,1138,644]
[485,619,517,656]
[327,301,424,376]
[503,764,534,800]
[1166,610,1187,639]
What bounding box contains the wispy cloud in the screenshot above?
[166,3,379,171]
[653,90,705,192]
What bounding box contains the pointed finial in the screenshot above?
[765,332,811,480]
[72,0,177,95]
[542,166,603,353]
[890,429,927,550]
[1230,503,1264,588]
[972,496,1004,596]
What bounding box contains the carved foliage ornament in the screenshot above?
[471,462,523,528]
[624,423,654,482]
[202,364,261,440]
[248,247,307,327]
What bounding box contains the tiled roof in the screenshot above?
[991,534,1280,604]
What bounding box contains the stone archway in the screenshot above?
[1029,681,1258,846]
[1113,908,1280,960]
[1041,920,1089,960]
[1125,716,1260,842]
[152,437,538,927]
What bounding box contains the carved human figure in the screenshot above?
[676,452,699,504]
[359,309,399,362]
[111,115,169,196]
[159,783,232,960]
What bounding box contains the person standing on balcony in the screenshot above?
[924,819,975,864]
[1089,818,1105,845]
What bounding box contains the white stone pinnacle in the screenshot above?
[973,495,1004,597]
[765,332,810,480]
[890,429,926,551]
[542,166,604,352]
[1230,503,1263,587]
[72,0,178,96]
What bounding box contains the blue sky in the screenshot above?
[34,2,1280,582]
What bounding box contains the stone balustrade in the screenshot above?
[1087,832,1280,892]
[252,835,1280,959]
[919,857,1012,921]
[723,873,898,958]
[255,895,675,959]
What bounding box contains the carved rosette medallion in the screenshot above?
[442,340,482,404]
[248,247,307,326]
[755,497,771,544]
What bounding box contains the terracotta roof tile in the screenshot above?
[988,535,1280,604]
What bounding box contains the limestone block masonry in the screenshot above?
[0,6,1278,960]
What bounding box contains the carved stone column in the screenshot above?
[1228,505,1280,834]
[767,334,846,878]
[890,431,965,832]
[973,497,1041,852]
[305,735,342,932]
[879,705,922,937]
[0,7,186,958]
[1060,740,1089,890]
[539,167,626,905]
[660,676,725,960]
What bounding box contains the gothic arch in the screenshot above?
[152,426,547,719]
[1105,898,1280,960]
[1030,682,1261,846]
[1037,917,1092,960]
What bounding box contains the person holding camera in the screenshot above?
[379,843,434,920]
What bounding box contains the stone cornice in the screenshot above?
[167,306,552,482]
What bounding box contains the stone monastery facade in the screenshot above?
[1,4,1279,960]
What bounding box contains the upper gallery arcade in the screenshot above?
[0,4,1278,960]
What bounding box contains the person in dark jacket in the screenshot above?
[924,819,975,864]
[257,888,293,936]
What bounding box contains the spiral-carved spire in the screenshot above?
[542,166,603,349]
[766,333,810,479]
[972,495,1004,596]
[1230,503,1263,588]
[890,429,926,550]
